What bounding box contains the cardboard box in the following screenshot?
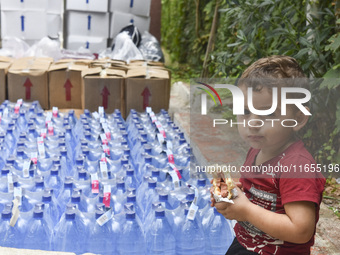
[67,11,110,38]
[110,11,150,38]
[0,57,13,103]
[1,0,48,11]
[125,67,170,114]
[1,10,62,40]
[82,67,125,115]
[129,0,151,17]
[1,11,47,40]
[109,0,151,17]
[66,35,108,53]
[49,62,89,109]
[8,57,52,109]
[66,0,109,13]
[109,0,130,13]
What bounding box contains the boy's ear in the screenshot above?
[293,107,310,132]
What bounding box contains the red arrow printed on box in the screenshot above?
[141,87,151,110]
[101,86,110,109]
[23,78,33,100]
[64,79,73,101]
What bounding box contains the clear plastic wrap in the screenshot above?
[111,32,144,62]
[138,31,164,62]
[24,37,62,60]
[0,37,30,58]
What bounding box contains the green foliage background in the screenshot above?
[162,0,340,167]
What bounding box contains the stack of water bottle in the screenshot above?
[0,99,234,255]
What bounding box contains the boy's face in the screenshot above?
[237,85,299,153]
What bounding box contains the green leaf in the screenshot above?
[326,34,340,52]
[320,69,340,89]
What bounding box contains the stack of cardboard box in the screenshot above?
[109,0,151,43]
[1,58,170,118]
[0,0,63,45]
[65,0,110,53]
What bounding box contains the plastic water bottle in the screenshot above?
[0,209,12,247]
[117,210,146,255]
[88,210,116,255]
[112,180,127,214]
[53,207,88,254]
[203,208,234,255]
[196,179,210,210]
[175,209,205,255]
[57,176,74,212]
[42,190,61,227]
[45,165,63,198]
[145,208,176,255]
[23,208,52,251]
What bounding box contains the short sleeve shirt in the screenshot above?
[235,140,326,255]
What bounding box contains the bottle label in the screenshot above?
[168,162,183,180]
[96,208,113,226]
[100,134,108,146]
[187,203,199,221]
[7,173,14,193]
[91,173,99,194]
[168,170,180,189]
[3,108,9,117]
[166,149,175,164]
[151,116,157,123]
[14,187,22,206]
[92,111,100,120]
[45,112,52,127]
[157,133,165,144]
[37,137,46,158]
[166,141,173,151]
[100,161,108,180]
[17,99,23,105]
[10,197,20,227]
[14,103,21,114]
[47,122,54,136]
[100,117,106,124]
[105,130,112,141]
[146,107,152,113]
[102,145,110,157]
[100,153,107,163]
[22,159,31,178]
[103,185,111,207]
[40,128,47,138]
[31,152,38,165]
[52,107,58,117]
[98,106,104,117]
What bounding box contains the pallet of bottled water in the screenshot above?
[0,99,234,255]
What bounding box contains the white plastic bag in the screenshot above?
[111,32,144,62]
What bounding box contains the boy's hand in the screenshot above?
[213,186,252,221]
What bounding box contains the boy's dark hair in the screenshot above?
[238,56,309,95]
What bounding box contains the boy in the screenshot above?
[211,56,326,255]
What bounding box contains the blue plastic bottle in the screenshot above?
[88,210,116,255]
[175,209,205,255]
[146,208,176,255]
[117,210,146,255]
[204,208,234,255]
[23,208,52,251]
[53,208,88,254]
[45,165,63,198]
